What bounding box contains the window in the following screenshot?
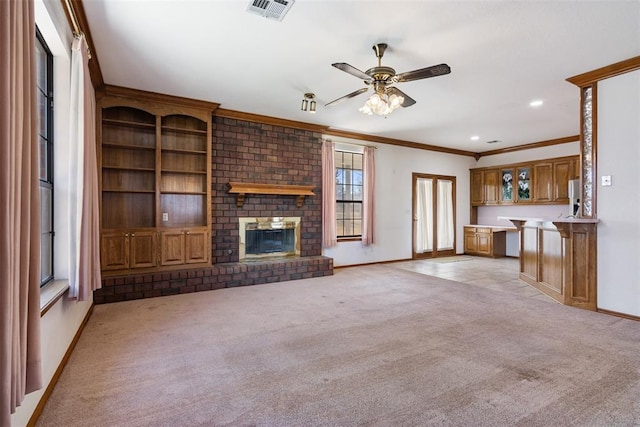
[335,150,363,238]
[36,28,54,286]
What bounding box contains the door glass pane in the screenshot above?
[414,178,433,253]
[517,167,531,201]
[436,179,454,250]
[501,169,514,202]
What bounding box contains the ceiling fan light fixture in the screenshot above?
[301,93,316,113]
[360,91,404,116]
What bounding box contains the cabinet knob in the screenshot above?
[131,233,135,237]
[186,231,190,235]
[124,233,129,237]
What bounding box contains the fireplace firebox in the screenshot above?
[239,217,301,260]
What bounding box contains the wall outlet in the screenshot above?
[162,212,169,222]
[601,175,612,186]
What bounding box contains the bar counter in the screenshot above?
[499,216,599,311]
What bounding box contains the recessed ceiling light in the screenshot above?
[470,135,480,141]
[529,99,543,107]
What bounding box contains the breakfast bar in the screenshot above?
[500,216,599,311]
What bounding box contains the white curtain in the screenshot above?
[321,140,337,248]
[1,0,43,421]
[415,178,433,253]
[68,35,102,300]
[437,179,454,250]
[361,146,375,246]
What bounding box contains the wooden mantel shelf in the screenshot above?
[228,182,315,207]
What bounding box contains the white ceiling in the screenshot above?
[82,0,640,153]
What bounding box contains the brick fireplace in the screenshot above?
[95,115,333,304]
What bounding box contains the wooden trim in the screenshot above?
[228,182,315,207]
[337,237,362,243]
[27,304,94,427]
[566,55,640,87]
[324,128,477,158]
[477,135,579,157]
[597,308,640,322]
[470,154,578,173]
[411,173,457,259]
[60,0,105,90]
[333,258,412,269]
[214,108,328,133]
[100,85,219,112]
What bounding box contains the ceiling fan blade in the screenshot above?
[325,87,370,107]
[332,63,372,81]
[394,63,451,83]
[387,87,416,107]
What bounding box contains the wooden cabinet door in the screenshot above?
[470,170,484,205]
[533,163,553,202]
[100,232,129,270]
[483,169,500,205]
[160,230,185,265]
[553,160,573,203]
[185,229,209,264]
[130,231,157,269]
[464,228,477,253]
[476,231,492,255]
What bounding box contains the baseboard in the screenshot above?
[597,308,640,322]
[27,303,94,427]
[334,258,412,269]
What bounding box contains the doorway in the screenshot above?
[412,173,456,259]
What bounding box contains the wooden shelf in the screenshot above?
[103,142,156,151]
[161,169,207,175]
[161,191,207,195]
[103,118,155,129]
[161,147,207,155]
[228,182,315,207]
[102,189,155,194]
[161,126,207,135]
[103,166,155,172]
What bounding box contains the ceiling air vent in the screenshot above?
[247,0,295,21]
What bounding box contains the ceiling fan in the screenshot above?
[326,43,451,115]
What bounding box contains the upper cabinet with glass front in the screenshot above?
[471,156,578,206]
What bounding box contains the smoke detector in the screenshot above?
[247,0,295,21]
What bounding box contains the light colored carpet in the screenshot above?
[37,264,640,426]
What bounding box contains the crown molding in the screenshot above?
[566,56,640,87]
[214,109,329,133]
[324,129,478,158]
[476,135,579,158]
[99,85,219,112]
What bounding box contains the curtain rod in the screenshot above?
[323,138,377,149]
[62,0,92,58]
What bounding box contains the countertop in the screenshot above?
[497,216,599,224]
[464,224,517,231]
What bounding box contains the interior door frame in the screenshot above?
[412,173,457,259]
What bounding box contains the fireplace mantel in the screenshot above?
[228,182,315,207]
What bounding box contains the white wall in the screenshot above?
[323,137,476,266]
[475,141,580,168]
[596,70,640,317]
[11,2,93,425]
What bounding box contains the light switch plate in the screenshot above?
[162,212,169,221]
[601,175,612,186]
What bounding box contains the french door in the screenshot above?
[412,173,456,259]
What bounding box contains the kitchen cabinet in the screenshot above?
[463,226,507,258]
[470,155,579,206]
[553,158,579,203]
[470,169,499,206]
[533,162,553,202]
